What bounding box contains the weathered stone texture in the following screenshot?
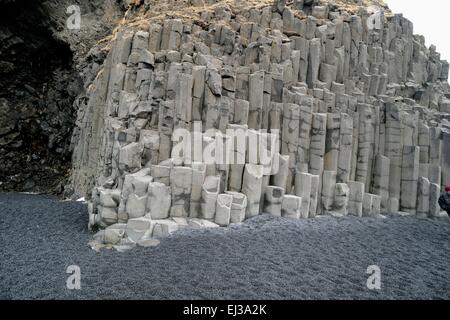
[68,1,450,244]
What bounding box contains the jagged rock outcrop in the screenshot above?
[67,0,450,249]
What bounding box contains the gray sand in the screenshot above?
[0,192,449,299]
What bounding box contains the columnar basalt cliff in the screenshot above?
[67,0,450,249]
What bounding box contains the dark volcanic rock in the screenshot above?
[0,0,124,194]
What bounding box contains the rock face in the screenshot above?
[0,0,125,194]
[68,0,450,246]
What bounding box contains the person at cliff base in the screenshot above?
[438,185,450,218]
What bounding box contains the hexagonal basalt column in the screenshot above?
[201,175,221,220]
[263,186,285,217]
[242,164,264,218]
[226,191,247,223]
[215,194,233,226]
[170,166,193,217]
[400,146,420,214]
[281,195,302,219]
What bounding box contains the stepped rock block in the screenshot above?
[281,195,302,219]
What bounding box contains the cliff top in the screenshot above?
[104,0,391,42]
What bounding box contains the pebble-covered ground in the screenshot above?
[0,192,449,299]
